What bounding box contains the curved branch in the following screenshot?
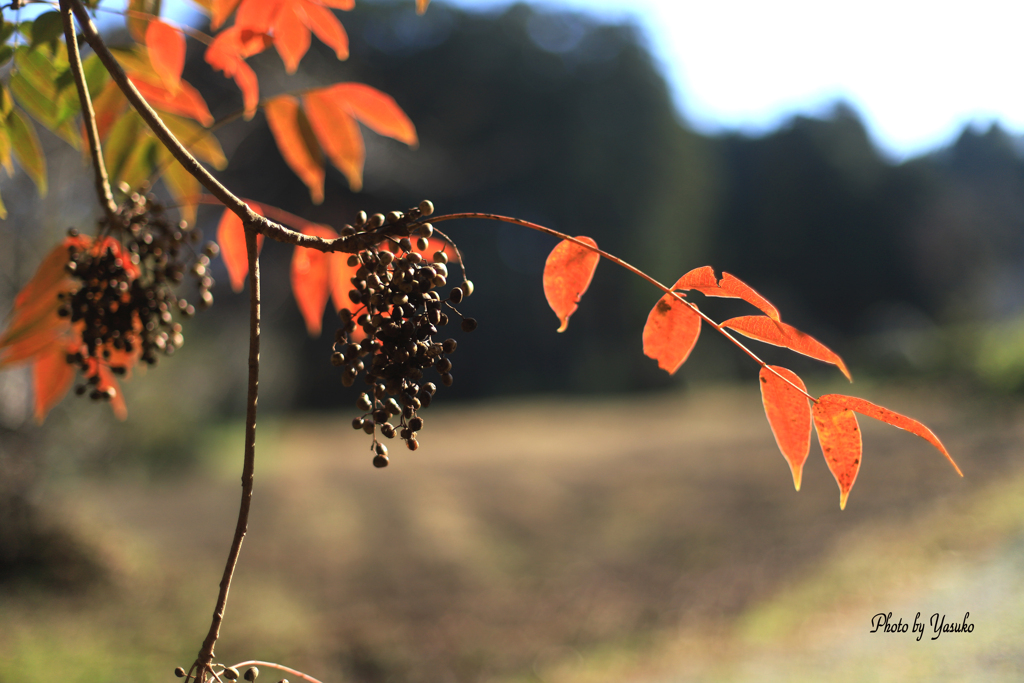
[60,0,118,225]
[427,212,818,401]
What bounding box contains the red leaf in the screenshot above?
[719,272,780,321]
[217,206,264,292]
[204,27,270,120]
[316,83,417,146]
[721,315,852,381]
[271,4,310,73]
[299,1,349,61]
[32,343,74,423]
[816,394,962,477]
[145,20,186,95]
[302,91,364,191]
[129,75,214,127]
[291,225,338,336]
[759,366,812,490]
[543,237,599,332]
[812,400,862,510]
[672,265,720,295]
[211,0,243,29]
[642,292,700,374]
[264,95,325,203]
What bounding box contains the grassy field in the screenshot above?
[2,384,1023,682]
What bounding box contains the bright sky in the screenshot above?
[445,0,1024,160]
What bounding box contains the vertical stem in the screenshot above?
[59,0,118,225]
[197,228,260,667]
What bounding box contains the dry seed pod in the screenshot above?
[244,667,259,681]
[224,668,240,681]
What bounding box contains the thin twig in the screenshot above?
[196,228,261,669]
[60,0,118,225]
[230,661,325,683]
[427,212,820,401]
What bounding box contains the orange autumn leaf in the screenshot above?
[204,27,272,120]
[816,394,962,477]
[642,292,700,374]
[217,206,264,292]
[721,315,852,381]
[302,91,364,190]
[211,0,244,29]
[322,83,418,147]
[719,272,780,322]
[416,0,430,14]
[264,95,325,203]
[543,236,599,333]
[235,0,350,72]
[129,75,214,127]
[145,19,186,95]
[672,267,781,320]
[291,225,338,336]
[32,343,75,423]
[812,400,862,510]
[759,366,812,490]
[94,361,128,421]
[672,265,720,295]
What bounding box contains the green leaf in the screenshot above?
[0,120,14,176]
[29,12,64,47]
[117,136,159,191]
[103,109,145,183]
[0,188,8,220]
[0,21,16,44]
[161,113,227,169]
[11,45,82,149]
[81,54,110,101]
[7,108,46,197]
[0,45,14,67]
[158,151,200,225]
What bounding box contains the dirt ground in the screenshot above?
[2,384,1023,682]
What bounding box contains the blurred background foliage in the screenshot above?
[3,1,1024,681]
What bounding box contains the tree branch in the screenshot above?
[196,227,261,673]
[60,0,119,226]
[427,212,820,401]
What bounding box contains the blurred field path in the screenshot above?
[3,384,1023,682]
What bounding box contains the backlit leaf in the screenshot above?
[92,79,129,140]
[543,236,599,333]
[721,315,852,381]
[217,206,264,292]
[0,120,13,176]
[812,400,862,510]
[146,19,186,95]
[324,83,417,146]
[759,366,812,490]
[160,155,201,225]
[642,292,700,374]
[32,342,74,423]
[211,0,243,30]
[162,113,227,169]
[302,91,364,191]
[204,27,270,120]
[8,108,46,196]
[264,95,324,203]
[103,110,145,183]
[291,226,338,336]
[114,135,159,191]
[816,394,962,477]
[416,0,430,14]
[129,75,213,127]
[272,4,312,73]
[671,265,720,295]
[300,1,349,61]
[719,272,780,321]
[29,12,64,47]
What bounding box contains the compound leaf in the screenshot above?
[760,365,812,490]
[543,236,599,332]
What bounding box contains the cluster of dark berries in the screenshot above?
[334,200,477,467]
[58,192,217,401]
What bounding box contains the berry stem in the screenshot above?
[426,212,817,402]
[60,0,119,227]
[228,661,324,683]
[196,228,262,674]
